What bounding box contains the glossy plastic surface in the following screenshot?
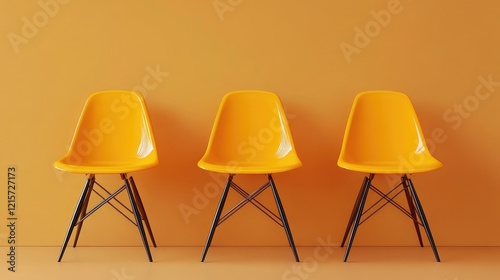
[338,91,443,174]
[54,90,158,174]
[198,90,302,174]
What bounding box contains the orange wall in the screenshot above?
[1,0,500,247]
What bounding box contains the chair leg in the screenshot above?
[402,176,424,247]
[405,176,441,262]
[58,174,95,262]
[343,174,373,262]
[268,174,300,262]
[129,176,157,247]
[341,176,368,247]
[201,174,233,262]
[122,174,153,262]
[72,177,95,248]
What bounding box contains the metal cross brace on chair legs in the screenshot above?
[201,174,300,262]
[341,174,440,262]
[57,173,157,262]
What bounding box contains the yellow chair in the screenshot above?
[198,90,302,262]
[338,90,442,262]
[54,90,158,262]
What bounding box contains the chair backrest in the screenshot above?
[338,90,442,173]
[59,90,158,170]
[198,90,302,173]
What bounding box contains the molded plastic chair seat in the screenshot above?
[199,161,301,174]
[198,91,301,174]
[198,90,301,262]
[55,90,158,262]
[339,160,441,174]
[338,91,442,174]
[338,90,442,262]
[55,161,156,174]
[55,90,157,173]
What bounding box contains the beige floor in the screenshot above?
[0,246,498,280]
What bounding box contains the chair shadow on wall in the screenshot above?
[408,95,494,253]
[140,104,219,252]
[240,95,350,249]
[147,106,206,189]
[142,107,203,192]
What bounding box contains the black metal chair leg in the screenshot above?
[268,174,300,262]
[343,174,373,262]
[341,176,368,247]
[72,177,95,248]
[406,176,440,262]
[402,176,424,247]
[122,174,153,262]
[129,176,157,247]
[58,175,94,262]
[201,174,233,262]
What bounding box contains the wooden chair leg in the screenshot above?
[402,176,424,247]
[269,174,300,262]
[129,176,157,247]
[122,174,153,262]
[201,174,233,262]
[341,176,368,247]
[343,174,373,262]
[58,175,95,262]
[405,175,440,262]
